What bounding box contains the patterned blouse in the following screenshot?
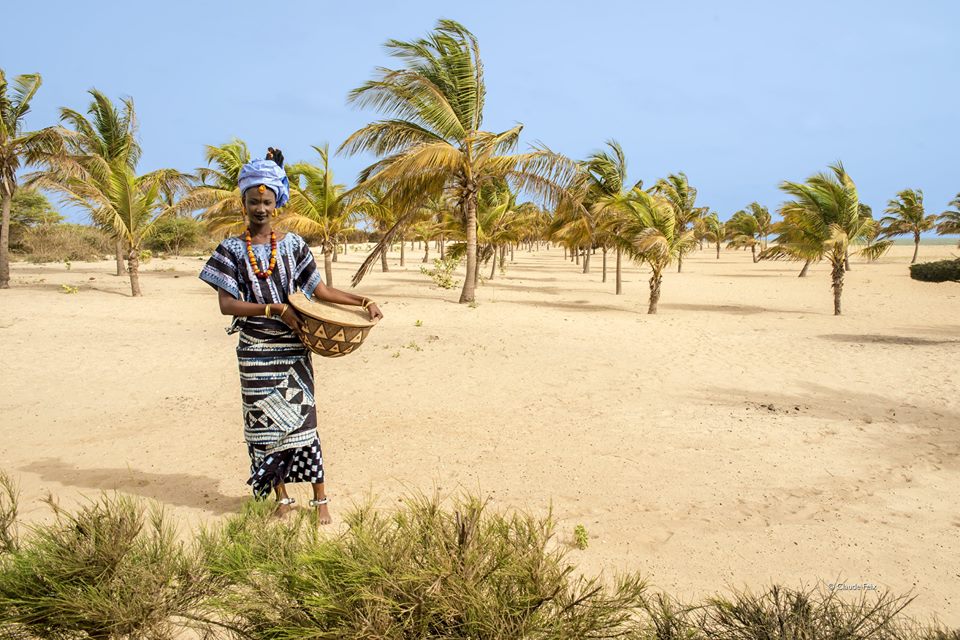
[199,232,322,333]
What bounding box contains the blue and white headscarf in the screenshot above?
[238,158,289,207]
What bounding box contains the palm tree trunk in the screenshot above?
[582,247,590,273]
[115,238,126,276]
[440,234,445,260]
[510,244,514,262]
[751,245,757,263]
[500,245,507,270]
[844,247,851,271]
[324,245,334,287]
[676,253,683,273]
[460,191,478,303]
[615,246,623,295]
[602,246,607,283]
[127,247,142,297]
[380,246,389,272]
[648,269,663,314]
[474,246,481,284]
[563,247,567,260]
[831,260,844,315]
[912,232,920,263]
[399,235,405,267]
[0,191,11,289]
[332,240,338,262]
[489,246,497,280]
[716,241,720,259]
[799,259,811,277]
[575,247,580,265]
[422,241,430,263]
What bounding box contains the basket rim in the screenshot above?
[288,291,377,329]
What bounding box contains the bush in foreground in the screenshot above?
[909,258,960,283]
[0,470,957,639]
[0,485,212,639]
[200,493,649,639]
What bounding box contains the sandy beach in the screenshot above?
[1,243,958,625]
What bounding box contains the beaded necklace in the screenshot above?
[245,229,277,279]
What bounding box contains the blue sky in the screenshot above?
[4,0,959,225]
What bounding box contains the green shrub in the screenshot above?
[909,258,960,283]
[17,223,113,263]
[144,216,208,255]
[700,583,922,640]
[0,471,18,555]
[0,493,212,639]
[202,492,649,639]
[573,523,589,550]
[0,478,955,640]
[420,256,462,289]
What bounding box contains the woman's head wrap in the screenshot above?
[239,157,289,207]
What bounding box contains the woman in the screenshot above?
[199,149,383,523]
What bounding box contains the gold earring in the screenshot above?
[272,210,279,218]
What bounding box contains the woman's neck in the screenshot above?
[247,222,272,242]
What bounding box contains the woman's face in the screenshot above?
[243,187,277,226]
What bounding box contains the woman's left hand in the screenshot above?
[367,303,383,322]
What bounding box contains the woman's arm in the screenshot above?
[216,288,303,330]
[312,282,384,321]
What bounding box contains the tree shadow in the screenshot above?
[896,324,960,338]
[13,282,131,297]
[820,334,960,346]
[497,298,637,314]
[660,302,818,316]
[716,272,793,278]
[19,458,247,514]
[703,383,960,465]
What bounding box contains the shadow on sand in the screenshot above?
[20,458,247,515]
[703,383,960,469]
[819,333,960,346]
[660,302,818,316]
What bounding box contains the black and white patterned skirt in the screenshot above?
[247,437,324,499]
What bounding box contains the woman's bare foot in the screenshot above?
[311,499,332,525]
[272,499,296,519]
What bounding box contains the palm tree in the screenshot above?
[860,217,893,262]
[283,145,359,287]
[701,212,726,259]
[762,163,873,315]
[174,139,250,237]
[879,188,936,263]
[615,189,695,314]
[0,70,54,288]
[651,173,702,273]
[580,141,643,293]
[351,184,403,274]
[340,19,573,300]
[422,194,458,262]
[35,165,184,296]
[936,194,960,247]
[55,89,141,276]
[726,203,770,263]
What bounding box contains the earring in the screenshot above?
[272,210,279,218]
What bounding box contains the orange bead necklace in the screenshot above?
[245,229,278,279]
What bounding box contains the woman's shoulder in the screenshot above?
[210,236,245,256]
[280,232,308,250]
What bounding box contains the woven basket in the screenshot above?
[287,292,376,358]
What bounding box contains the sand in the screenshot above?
[1,243,958,625]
